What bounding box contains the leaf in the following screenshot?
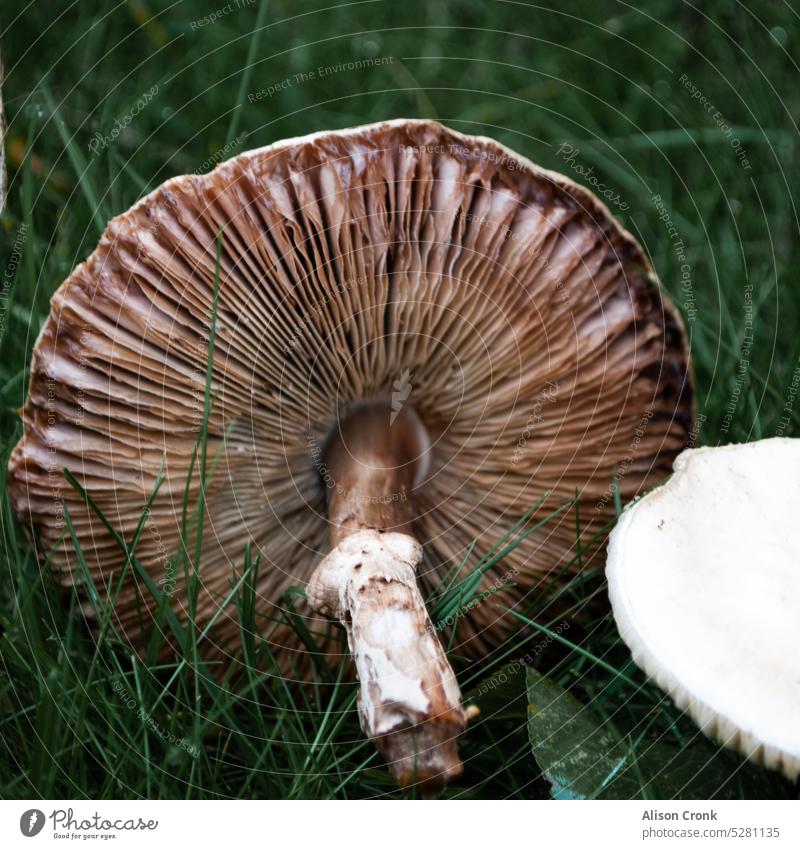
[526,666,636,799]
[525,667,791,800]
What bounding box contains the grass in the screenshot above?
[1,0,798,799]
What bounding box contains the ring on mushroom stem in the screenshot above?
[7,119,693,792]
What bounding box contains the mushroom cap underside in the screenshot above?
[8,119,693,667]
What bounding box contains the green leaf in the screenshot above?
[525,667,789,800]
[526,666,635,799]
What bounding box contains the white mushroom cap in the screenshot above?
[607,437,800,780]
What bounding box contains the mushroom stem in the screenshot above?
[306,403,467,788]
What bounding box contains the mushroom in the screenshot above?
[607,438,800,780]
[8,119,693,788]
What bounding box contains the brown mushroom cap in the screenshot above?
[8,119,693,669]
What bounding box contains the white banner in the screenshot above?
[1,800,798,848]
